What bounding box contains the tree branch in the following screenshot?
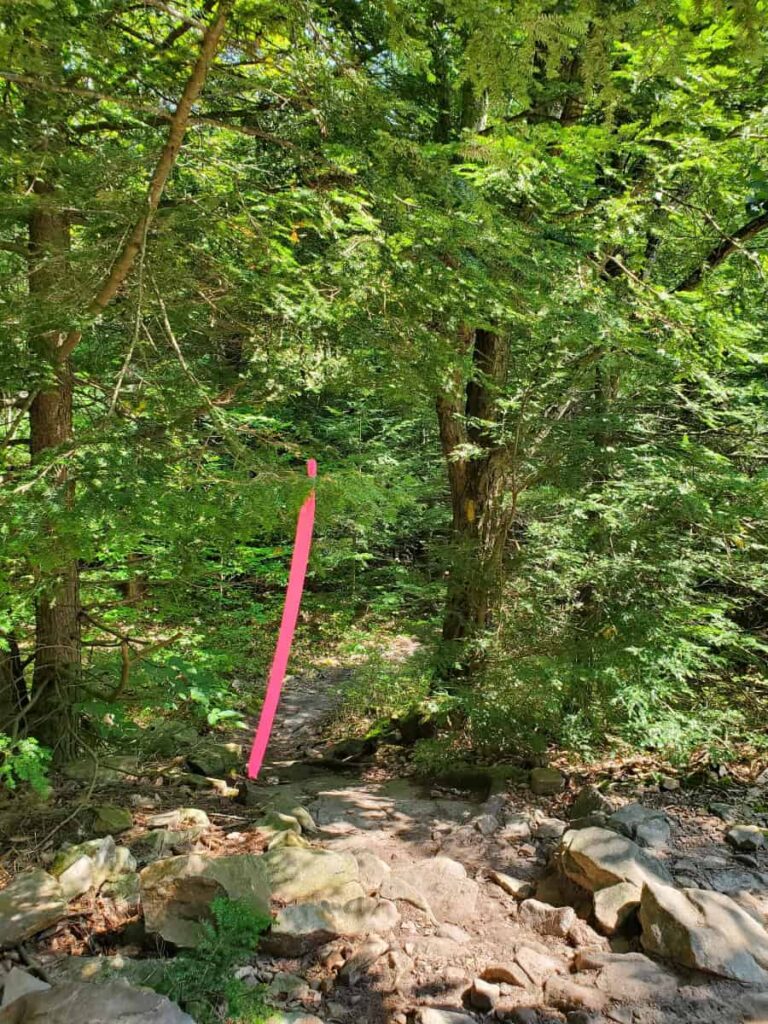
[674,209,768,292]
[55,0,232,363]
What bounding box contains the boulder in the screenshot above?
[534,817,568,842]
[186,741,241,777]
[0,981,193,1023]
[574,951,678,1003]
[488,870,534,900]
[607,805,670,849]
[559,827,673,892]
[639,881,768,984]
[518,898,576,937]
[1,970,50,1008]
[261,847,360,903]
[726,825,765,852]
[354,851,391,894]
[410,856,478,924]
[530,767,565,795]
[266,897,399,955]
[0,870,67,948]
[544,976,606,1013]
[91,805,132,836]
[592,883,641,935]
[139,853,270,947]
[51,837,135,898]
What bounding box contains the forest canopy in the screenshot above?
[1,0,767,788]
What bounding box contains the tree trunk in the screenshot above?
[26,183,81,757]
[436,329,513,675]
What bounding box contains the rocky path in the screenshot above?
[1,666,768,1024]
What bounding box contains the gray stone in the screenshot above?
[354,851,390,894]
[139,853,270,947]
[519,898,576,937]
[501,815,532,842]
[62,756,139,784]
[516,946,568,985]
[0,870,67,948]
[411,856,478,925]
[51,837,135,898]
[380,874,434,918]
[607,804,670,849]
[91,805,132,835]
[267,897,399,955]
[146,808,210,830]
[488,870,534,900]
[639,881,768,984]
[545,976,606,1013]
[592,883,641,935]
[266,972,311,1002]
[574,951,678,1003]
[571,785,615,820]
[474,813,498,836]
[470,976,499,1010]
[530,767,565,795]
[709,802,737,822]
[559,827,673,892]
[262,847,361,903]
[1,969,50,1008]
[186,740,241,777]
[727,825,765,851]
[339,935,389,984]
[0,981,194,1023]
[534,817,568,841]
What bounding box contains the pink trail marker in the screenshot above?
[246,459,317,779]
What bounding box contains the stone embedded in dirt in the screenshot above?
[146,808,210,830]
[727,825,766,851]
[186,740,242,778]
[139,853,270,947]
[534,817,568,842]
[0,869,67,948]
[416,1009,477,1024]
[339,935,389,985]
[567,917,606,949]
[1,969,50,1008]
[574,951,678,1003]
[530,767,565,795]
[62,755,140,785]
[592,883,641,935]
[488,870,534,900]
[515,945,568,986]
[607,804,670,850]
[132,827,205,864]
[266,897,399,955]
[474,813,499,836]
[519,898,576,938]
[410,856,479,925]
[267,831,311,851]
[639,880,768,984]
[559,827,673,892]
[262,847,361,903]
[709,801,737,822]
[570,786,617,821]
[262,811,302,834]
[353,851,391,894]
[90,805,132,836]
[501,814,532,843]
[481,963,529,987]
[469,976,499,1010]
[437,922,471,943]
[51,837,135,898]
[380,873,435,918]
[0,981,193,1023]
[266,971,311,1003]
[544,976,606,1013]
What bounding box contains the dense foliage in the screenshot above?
[1,0,767,784]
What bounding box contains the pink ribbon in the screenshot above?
[247,459,317,779]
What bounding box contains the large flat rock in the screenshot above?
[0,870,67,948]
[261,847,360,903]
[559,827,673,892]
[0,981,193,1023]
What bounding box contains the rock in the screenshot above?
[267,897,399,955]
[262,811,302,834]
[0,981,193,1023]
[262,848,360,903]
[709,802,737,822]
[545,977,606,1013]
[742,992,768,1024]
[354,851,391,894]
[51,837,135,898]
[534,871,592,917]
[501,815,532,842]
[139,853,270,946]
[559,827,673,892]
[132,828,205,864]
[592,883,641,935]
[519,898,576,937]
[186,740,241,777]
[727,825,765,851]
[62,756,139,784]
[266,972,311,1003]
[380,874,434,918]
[567,918,606,948]
[575,951,678,1003]
[534,817,568,842]
[339,935,389,984]
[571,786,615,820]
[1,970,50,1008]
[607,804,670,850]
[416,1010,477,1024]
[0,870,67,948]
[267,830,310,851]
[474,813,498,836]
[437,923,471,943]
[146,808,210,830]
[410,856,478,924]
[530,767,565,795]
[91,805,132,835]
[264,1014,324,1024]
[639,881,768,984]
[469,976,499,1010]
[516,946,568,986]
[660,776,680,792]
[509,1011,538,1024]
[481,963,529,987]
[488,871,534,900]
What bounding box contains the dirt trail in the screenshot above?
[244,667,768,1024]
